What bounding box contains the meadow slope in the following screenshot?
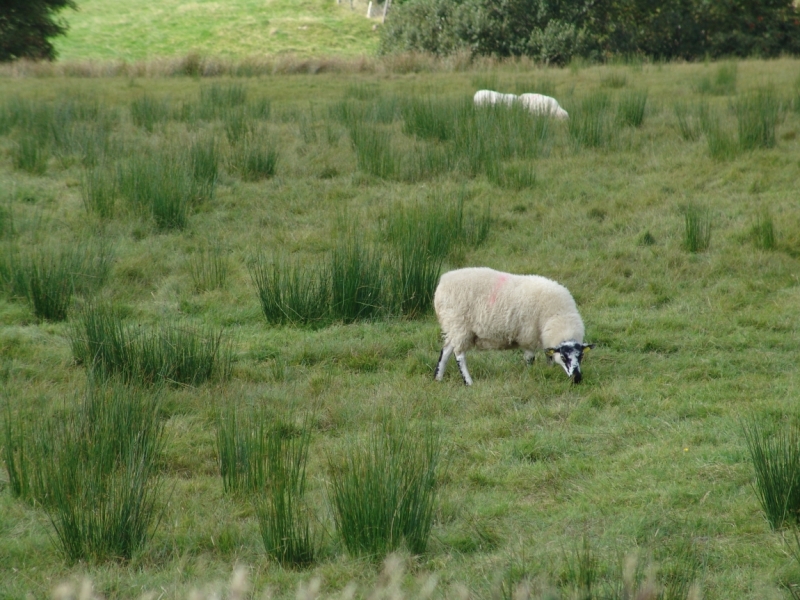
[53,0,381,61]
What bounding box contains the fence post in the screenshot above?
[366,1,372,18]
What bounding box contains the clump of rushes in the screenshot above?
[233,134,279,181]
[617,89,648,128]
[117,149,192,230]
[248,253,330,327]
[683,203,712,253]
[751,208,777,250]
[130,95,171,132]
[188,241,230,292]
[327,416,440,559]
[673,102,701,141]
[189,134,219,201]
[70,303,231,386]
[737,87,780,151]
[4,381,165,563]
[348,122,398,180]
[81,164,116,219]
[22,247,88,322]
[568,92,612,149]
[743,417,800,530]
[329,229,385,323]
[216,404,268,495]
[697,100,739,160]
[254,414,316,567]
[12,135,49,174]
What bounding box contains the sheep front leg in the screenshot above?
[455,352,473,386]
[434,345,454,381]
[524,350,536,366]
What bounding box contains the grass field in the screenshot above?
[53,0,381,61]
[1,57,800,599]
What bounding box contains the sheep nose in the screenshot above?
[571,370,582,384]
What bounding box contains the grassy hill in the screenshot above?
[54,0,381,61]
[2,54,800,598]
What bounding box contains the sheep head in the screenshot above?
[546,341,594,383]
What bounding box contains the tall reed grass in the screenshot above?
[737,88,780,150]
[329,231,385,323]
[568,93,612,149]
[617,90,648,127]
[683,204,712,253]
[254,414,315,567]
[327,417,440,558]
[751,209,777,251]
[232,134,279,181]
[70,303,231,386]
[130,95,171,132]
[248,253,330,327]
[215,404,269,495]
[44,382,164,562]
[743,418,800,530]
[188,241,230,292]
[81,164,116,219]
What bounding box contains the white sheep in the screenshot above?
[473,89,518,107]
[433,267,593,385]
[518,93,569,120]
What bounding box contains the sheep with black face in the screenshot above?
[433,267,593,385]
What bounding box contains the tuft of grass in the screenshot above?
[683,204,712,253]
[329,230,385,323]
[673,102,701,141]
[601,72,628,89]
[486,161,537,190]
[248,253,330,327]
[568,92,612,149]
[81,164,116,219]
[254,414,316,568]
[751,209,777,250]
[117,149,192,230]
[696,61,738,95]
[617,89,648,127]
[699,105,739,160]
[189,134,219,201]
[188,241,230,292]
[130,95,171,132]
[327,417,440,559]
[12,135,49,174]
[349,122,399,180]
[215,404,268,495]
[401,96,458,143]
[232,135,279,181]
[70,303,230,386]
[737,88,780,151]
[23,247,85,322]
[743,418,800,530]
[43,382,164,562]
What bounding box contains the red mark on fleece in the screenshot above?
[488,274,509,306]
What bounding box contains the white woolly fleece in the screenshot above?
[433,267,585,356]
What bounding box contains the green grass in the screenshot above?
[2,58,800,598]
[53,0,381,61]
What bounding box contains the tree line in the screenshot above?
[379,0,800,64]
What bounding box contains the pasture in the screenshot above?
[52,0,381,62]
[1,57,800,598]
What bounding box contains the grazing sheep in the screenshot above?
[518,93,569,120]
[473,89,517,107]
[433,267,593,385]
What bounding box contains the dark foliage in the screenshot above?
[382,0,800,63]
[0,0,76,62]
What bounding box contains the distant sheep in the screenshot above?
[473,89,517,108]
[433,267,593,385]
[518,93,569,120]
[473,90,569,120]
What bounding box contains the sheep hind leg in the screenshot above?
[434,345,454,381]
[455,353,473,386]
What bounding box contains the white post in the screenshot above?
[382,0,391,22]
[366,1,372,18]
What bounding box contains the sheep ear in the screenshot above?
[582,344,595,353]
[545,348,557,357]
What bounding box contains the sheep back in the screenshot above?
[434,267,584,353]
